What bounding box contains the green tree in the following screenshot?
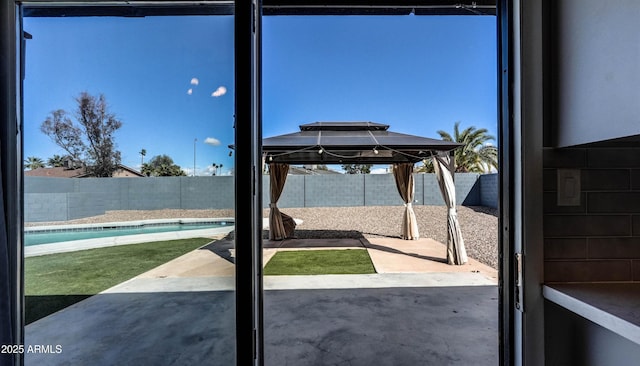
[435,121,498,173]
[141,163,151,177]
[341,164,372,174]
[47,154,65,168]
[24,156,45,170]
[142,155,186,177]
[40,91,123,177]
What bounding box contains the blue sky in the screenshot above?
[23,14,496,175]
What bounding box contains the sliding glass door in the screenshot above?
[2,1,528,366]
[3,1,262,365]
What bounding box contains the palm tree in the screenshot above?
[47,154,65,167]
[435,121,498,173]
[139,149,147,166]
[414,159,434,174]
[212,163,219,176]
[25,156,45,170]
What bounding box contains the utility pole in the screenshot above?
[193,138,197,176]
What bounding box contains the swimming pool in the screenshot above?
[25,219,234,246]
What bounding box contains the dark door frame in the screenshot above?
[0,1,535,366]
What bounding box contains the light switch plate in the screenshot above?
[557,169,581,206]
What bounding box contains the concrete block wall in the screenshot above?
[304,174,366,207]
[269,175,305,208]
[67,193,109,220]
[127,178,182,210]
[422,174,444,205]
[479,174,498,208]
[24,193,68,222]
[73,178,124,217]
[25,177,75,193]
[419,173,481,206]
[455,173,481,206]
[543,146,640,283]
[365,174,406,206]
[264,173,485,208]
[180,176,234,209]
[25,172,497,222]
[25,176,235,222]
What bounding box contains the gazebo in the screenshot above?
[261,121,468,265]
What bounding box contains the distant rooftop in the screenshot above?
[25,164,144,178]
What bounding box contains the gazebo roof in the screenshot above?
[262,121,463,164]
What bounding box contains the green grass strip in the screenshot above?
[25,237,212,324]
[263,249,376,276]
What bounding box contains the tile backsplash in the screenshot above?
[543,146,640,283]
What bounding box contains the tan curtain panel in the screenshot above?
[269,163,294,240]
[433,153,467,265]
[393,163,420,240]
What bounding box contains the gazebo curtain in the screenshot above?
[393,163,419,240]
[433,153,468,265]
[268,163,296,240]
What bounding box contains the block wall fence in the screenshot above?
[25,173,498,222]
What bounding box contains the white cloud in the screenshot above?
[190,78,199,86]
[211,86,227,97]
[187,88,193,95]
[204,137,221,146]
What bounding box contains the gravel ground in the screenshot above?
[26,205,499,269]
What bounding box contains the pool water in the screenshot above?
[25,221,231,246]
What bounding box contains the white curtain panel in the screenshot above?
[433,154,468,265]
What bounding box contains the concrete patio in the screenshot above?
[24,236,499,366]
[137,236,498,281]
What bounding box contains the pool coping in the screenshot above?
[24,217,235,233]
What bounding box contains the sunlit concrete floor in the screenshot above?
[25,237,499,366]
